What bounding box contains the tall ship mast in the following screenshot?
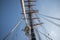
[21,0,38,40]
[2,0,60,40]
[20,0,45,40]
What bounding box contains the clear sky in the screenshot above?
[0,0,60,40]
[38,0,60,40]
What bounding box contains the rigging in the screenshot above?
[3,18,23,40]
[40,16,60,27]
[39,14,60,20]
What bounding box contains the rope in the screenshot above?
[35,28,53,40]
[40,16,60,27]
[39,14,60,20]
[34,14,53,40]
[3,18,23,40]
[35,13,50,35]
[34,28,42,40]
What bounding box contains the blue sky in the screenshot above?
[38,0,60,40]
[0,0,26,40]
[0,0,60,40]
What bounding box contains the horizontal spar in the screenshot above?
[24,0,36,2]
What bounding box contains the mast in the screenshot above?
[21,0,41,40]
[27,0,36,40]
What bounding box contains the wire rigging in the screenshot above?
[39,14,60,20]
[35,28,53,40]
[35,13,51,35]
[34,28,42,40]
[3,18,23,40]
[40,16,60,27]
[34,13,53,40]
